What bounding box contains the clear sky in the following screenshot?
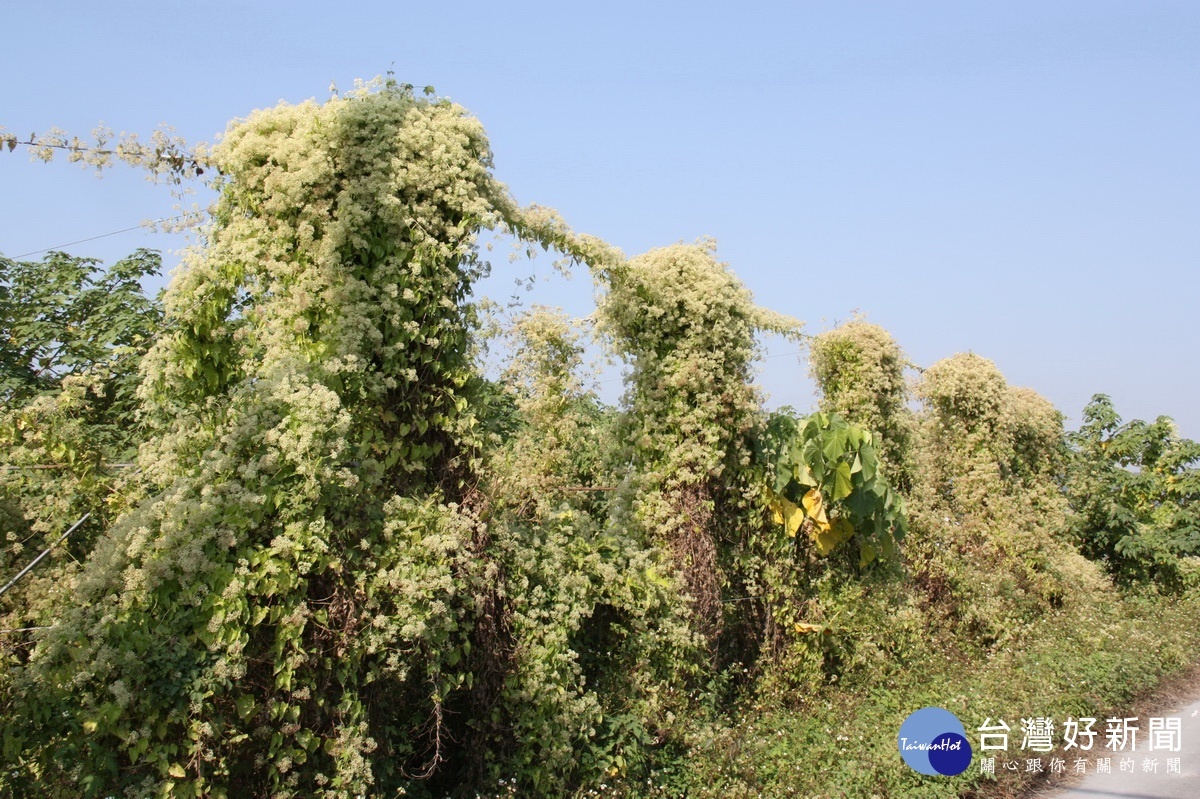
[2,1,1197,438]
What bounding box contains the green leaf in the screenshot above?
[822,428,848,461]
[859,444,879,481]
[774,461,792,492]
[846,426,866,449]
[832,461,853,501]
[794,458,817,487]
[801,438,825,477]
[297,729,318,752]
[881,534,896,558]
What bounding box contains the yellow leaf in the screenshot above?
[811,528,835,555]
[811,516,854,556]
[767,488,806,537]
[82,720,97,734]
[794,622,827,634]
[802,488,828,527]
[168,764,186,779]
[777,495,805,537]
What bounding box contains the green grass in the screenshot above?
[585,588,1200,799]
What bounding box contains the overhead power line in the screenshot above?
[596,349,805,385]
[10,215,189,260]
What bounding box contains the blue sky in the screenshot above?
[2,1,1197,438]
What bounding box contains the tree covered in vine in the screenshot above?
[0,79,793,799]
[6,80,517,798]
[906,353,1108,644]
[809,319,915,489]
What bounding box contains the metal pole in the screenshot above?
[0,511,91,598]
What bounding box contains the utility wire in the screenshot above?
[596,349,804,384]
[10,215,189,260]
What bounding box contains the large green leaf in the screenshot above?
[822,427,848,461]
[832,461,853,501]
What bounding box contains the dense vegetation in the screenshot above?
[2,80,1199,798]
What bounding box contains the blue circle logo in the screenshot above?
[898,707,973,776]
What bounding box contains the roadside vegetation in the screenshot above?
[2,79,1198,798]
